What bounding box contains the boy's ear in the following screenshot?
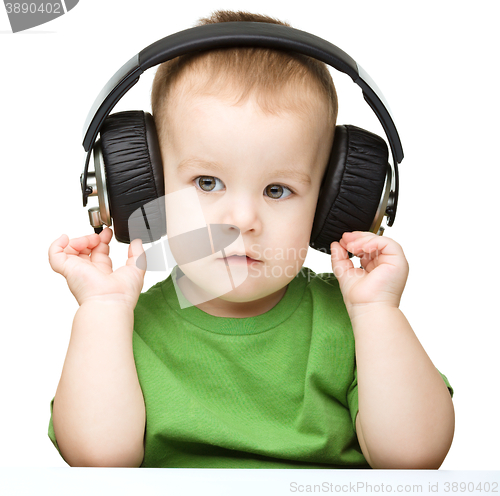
[310,125,389,255]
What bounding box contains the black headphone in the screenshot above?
[80,22,403,255]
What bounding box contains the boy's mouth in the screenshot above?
[218,252,262,263]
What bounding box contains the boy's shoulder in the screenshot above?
[135,273,174,312]
[141,276,170,296]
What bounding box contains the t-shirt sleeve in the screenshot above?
[439,371,454,398]
[347,368,454,434]
[48,397,66,462]
[347,367,360,433]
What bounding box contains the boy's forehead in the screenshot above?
[163,94,329,170]
[156,71,334,183]
[162,70,331,131]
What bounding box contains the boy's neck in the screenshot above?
[176,274,288,318]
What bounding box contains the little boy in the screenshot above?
[48,10,454,469]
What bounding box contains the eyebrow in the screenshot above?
[177,158,312,186]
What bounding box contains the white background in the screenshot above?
[0,0,498,472]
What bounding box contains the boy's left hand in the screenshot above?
[330,231,409,315]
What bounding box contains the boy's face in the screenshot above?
[160,88,333,317]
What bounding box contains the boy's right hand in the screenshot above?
[48,227,146,309]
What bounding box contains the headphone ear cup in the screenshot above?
[310,125,389,254]
[99,110,166,243]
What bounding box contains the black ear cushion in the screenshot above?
[310,125,388,254]
[99,110,166,244]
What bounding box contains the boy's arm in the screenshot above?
[52,299,146,467]
[331,232,455,469]
[49,228,146,467]
[352,305,454,469]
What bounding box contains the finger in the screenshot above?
[330,241,355,280]
[127,238,146,274]
[48,234,70,274]
[339,231,375,251]
[359,252,376,272]
[346,235,403,269]
[64,233,101,256]
[344,232,386,257]
[90,228,113,265]
[98,226,113,244]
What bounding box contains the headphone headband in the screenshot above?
[81,22,403,225]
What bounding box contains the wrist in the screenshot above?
[72,297,136,339]
[347,301,401,324]
[79,294,138,313]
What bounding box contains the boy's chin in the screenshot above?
[178,260,291,304]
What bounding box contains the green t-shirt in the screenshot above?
[48,265,453,468]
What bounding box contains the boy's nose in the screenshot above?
[221,196,262,235]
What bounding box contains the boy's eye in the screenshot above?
[194,176,293,200]
[196,176,224,192]
[265,184,293,200]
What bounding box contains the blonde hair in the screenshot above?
[151,10,338,143]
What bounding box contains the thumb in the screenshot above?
[127,238,146,274]
[330,241,355,283]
